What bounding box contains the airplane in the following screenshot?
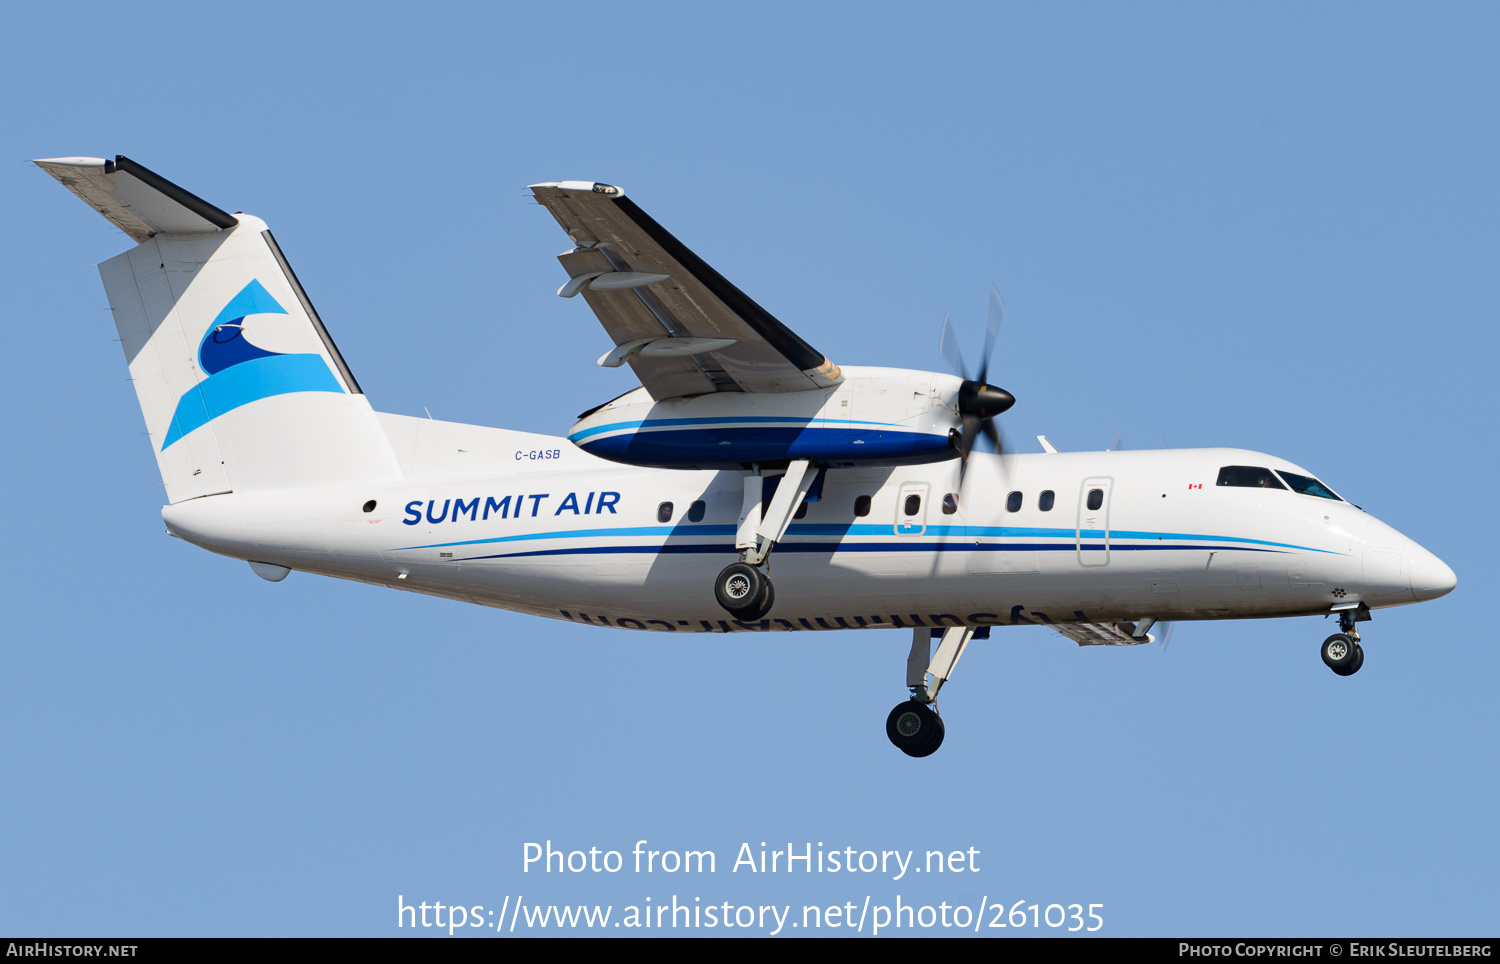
[36,156,1457,757]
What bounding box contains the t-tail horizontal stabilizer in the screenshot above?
[34,156,238,242]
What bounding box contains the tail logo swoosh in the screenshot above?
[161,279,344,449]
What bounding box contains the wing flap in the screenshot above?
[557,248,718,398]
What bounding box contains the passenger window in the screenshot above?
[903,494,921,516]
[1006,491,1023,512]
[1039,490,1055,511]
[1216,466,1287,490]
[687,500,706,522]
[794,502,809,519]
[854,495,871,517]
[1087,489,1103,511]
[657,502,674,523]
[941,493,959,515]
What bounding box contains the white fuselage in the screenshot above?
[160,413,1453,634]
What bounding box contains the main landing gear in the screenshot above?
[887,700,945,758]
[886,626,983,757]
[713,460,818,620]
[1322,607,1366,676]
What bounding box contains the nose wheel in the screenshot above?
[1321,633,1363,675]
[1322,609,1365,676]
[886,700,945,757]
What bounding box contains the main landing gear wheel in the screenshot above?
[714,562,774,620]
[886,700,946,757]
[1321,633,1360,674]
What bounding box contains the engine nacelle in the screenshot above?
[569,366,964,469]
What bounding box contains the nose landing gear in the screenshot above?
[1322,606,1366,676]
[885,626,981,757]
[887,701,945,757]
[1321,633,1363,675]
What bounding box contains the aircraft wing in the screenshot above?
[530,181,843,400]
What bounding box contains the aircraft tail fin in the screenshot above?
[37,156,402,502]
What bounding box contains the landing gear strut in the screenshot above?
[713,460,818,620]
[1322,608,1365,676]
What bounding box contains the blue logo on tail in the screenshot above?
[161,280,344,449]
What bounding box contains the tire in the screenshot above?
[715,563,766,615]
[906,714,946,757]
[1333,644,1365,677]
[1321,633,1356,671]
[886,700,942,756]
[730,578,775,621]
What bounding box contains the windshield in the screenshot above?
[1276,470,1342,501]
[1216,466,1286,489]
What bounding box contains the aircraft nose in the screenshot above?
[1409,544,1457,602]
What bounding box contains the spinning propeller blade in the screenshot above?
[939,312,968,382]
[975,285,1003,385]
[940,285,1016,492]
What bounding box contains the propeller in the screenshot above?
[1157,621,1176,653]
[940,285,1016,487]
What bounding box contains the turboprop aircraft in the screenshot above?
[37,156,1457,757]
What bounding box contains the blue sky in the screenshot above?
[3,1,1494,936]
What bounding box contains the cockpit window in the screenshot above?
[1276,470,1342,501]
[1216,466,1286,490]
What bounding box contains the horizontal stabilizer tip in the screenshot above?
[530,180,625,197]
[34,156,107,167]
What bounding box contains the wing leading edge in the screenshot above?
[530,181,842,400]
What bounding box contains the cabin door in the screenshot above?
[1076,477,1114,567]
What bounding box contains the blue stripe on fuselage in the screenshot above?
[396,522,1336,554]
[455,541,1289,562]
